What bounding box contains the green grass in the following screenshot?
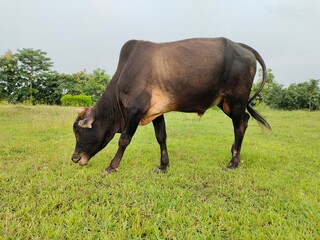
[1,105,319,239]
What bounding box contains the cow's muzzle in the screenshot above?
[71,153,89,166]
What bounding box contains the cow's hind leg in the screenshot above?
[152,115,169,173]
[227,111,250,169]
[103,107,143,174]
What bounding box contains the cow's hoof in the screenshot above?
[226,163,237,170]
[226,157,240,170]
[101,167,118,176]
[154,167,166,174]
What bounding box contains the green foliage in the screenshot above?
[15,48,53,104]
[33,72,65,105]
[82,68,111,102]
[252,69,320,111]
[0,49,110,105]
[0,50,19,101]
[1,105,319,239]
[284,79,320,110]
[60,94,93,107]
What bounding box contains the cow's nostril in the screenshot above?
[71,154,82,163]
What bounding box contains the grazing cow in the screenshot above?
[71,37,270,175]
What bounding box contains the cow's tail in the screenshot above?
[238,43,271,130]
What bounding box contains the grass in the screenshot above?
[0,104,319,239]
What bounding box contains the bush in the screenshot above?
[60,94,93,107]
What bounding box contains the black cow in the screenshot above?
[71,38,270,174]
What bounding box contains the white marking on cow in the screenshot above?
[140,88,175,125]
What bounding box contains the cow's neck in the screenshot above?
[93,81,124,134]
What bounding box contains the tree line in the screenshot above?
[0,49,110,105]
[252,69,320,111]
[1,48,319,110]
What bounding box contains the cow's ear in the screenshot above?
[78,108,94,128]
[76,108,85,115]
[78,117,94,128]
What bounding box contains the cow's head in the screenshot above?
[71,107,103,166]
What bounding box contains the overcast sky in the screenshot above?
[1,0,319,86]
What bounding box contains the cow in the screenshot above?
[71,37,270,175]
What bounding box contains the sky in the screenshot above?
[0,0,319,86]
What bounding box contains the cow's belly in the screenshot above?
[139,89,225,125]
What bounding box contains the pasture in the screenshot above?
[0,104,319,239]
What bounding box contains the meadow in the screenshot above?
[0,104,319,239]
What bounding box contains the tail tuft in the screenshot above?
[247,104,271,130]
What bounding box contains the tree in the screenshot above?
[250,68,320,111]
[14,48,53,104]
[58,69,111,103]
[307,79,320,110]
[33,72,63,105]
[283,80,320,111]
[0,50,19,101]
[264,81,284,109]
[82,68,111,102]
[250,68,277,105]
[1,48,112,105]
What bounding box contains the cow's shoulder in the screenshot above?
[119,40,140,61]
[112,40,140,80]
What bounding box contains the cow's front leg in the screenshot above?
[103,107,143,175]
[152,115,169,173]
